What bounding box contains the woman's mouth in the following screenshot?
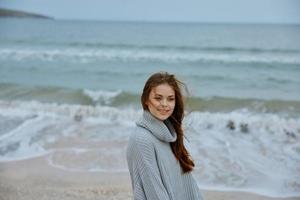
[158,109,170,115]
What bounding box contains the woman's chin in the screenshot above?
[155,113,171,121]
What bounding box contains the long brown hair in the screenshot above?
[141,72,195,173]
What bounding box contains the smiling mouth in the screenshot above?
[158,109,170,114]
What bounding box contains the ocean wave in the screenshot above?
[0,99,298,136]
[0,99,299,162]
[1,47,300,65]
[0,99,299,197]
[0,83,131,106]
[187,111,300,197]
[0,100,139,124]
[83,89,122,105]
[7,39,300,54]
[0,83,299,115]
[0,100,139,162]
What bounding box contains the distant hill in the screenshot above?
[0,8,53,19]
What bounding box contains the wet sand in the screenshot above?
[0,156,298,200]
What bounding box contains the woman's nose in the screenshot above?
[161,99,168,106]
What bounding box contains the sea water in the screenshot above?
[0,18,299,197]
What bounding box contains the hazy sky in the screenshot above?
[0,0,299,24]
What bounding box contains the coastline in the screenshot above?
[0,156,298,200]
[0,8,53,19]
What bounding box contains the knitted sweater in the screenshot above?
[126,111,203,200]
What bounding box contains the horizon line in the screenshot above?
[3,16,300,26]
[1,6,299,26]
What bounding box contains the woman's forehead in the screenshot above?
[151,84,175,96]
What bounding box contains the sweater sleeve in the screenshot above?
[129,135,171,200]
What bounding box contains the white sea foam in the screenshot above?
[83,89,122,104]
[0,100,138,162]
[0,100,299,197]
[0,115,53,162]
[0,100,139,125]
[185,111,300,198]
[0,48,300,65]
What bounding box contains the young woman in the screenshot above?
[126,72,203,200]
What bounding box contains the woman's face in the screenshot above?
[146,83,176,121]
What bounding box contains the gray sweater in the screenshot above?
[126,111,203,200]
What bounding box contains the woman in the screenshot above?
[126,72,203,200]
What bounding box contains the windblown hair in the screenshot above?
[141,72,195,173]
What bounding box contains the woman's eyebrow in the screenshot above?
[154,93,174,97]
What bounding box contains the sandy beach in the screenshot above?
[0,155,298,200]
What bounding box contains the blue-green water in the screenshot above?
[1,19,300,102]
[0,18,300,197]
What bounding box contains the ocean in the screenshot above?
[0,18,299,197]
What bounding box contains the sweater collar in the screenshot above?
[136,111,177,142]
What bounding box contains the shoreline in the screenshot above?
[0,156,298,200]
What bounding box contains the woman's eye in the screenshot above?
[155,97,161,100]
[168,98,175,101]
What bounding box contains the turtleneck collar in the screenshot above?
[136,111,177,142]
